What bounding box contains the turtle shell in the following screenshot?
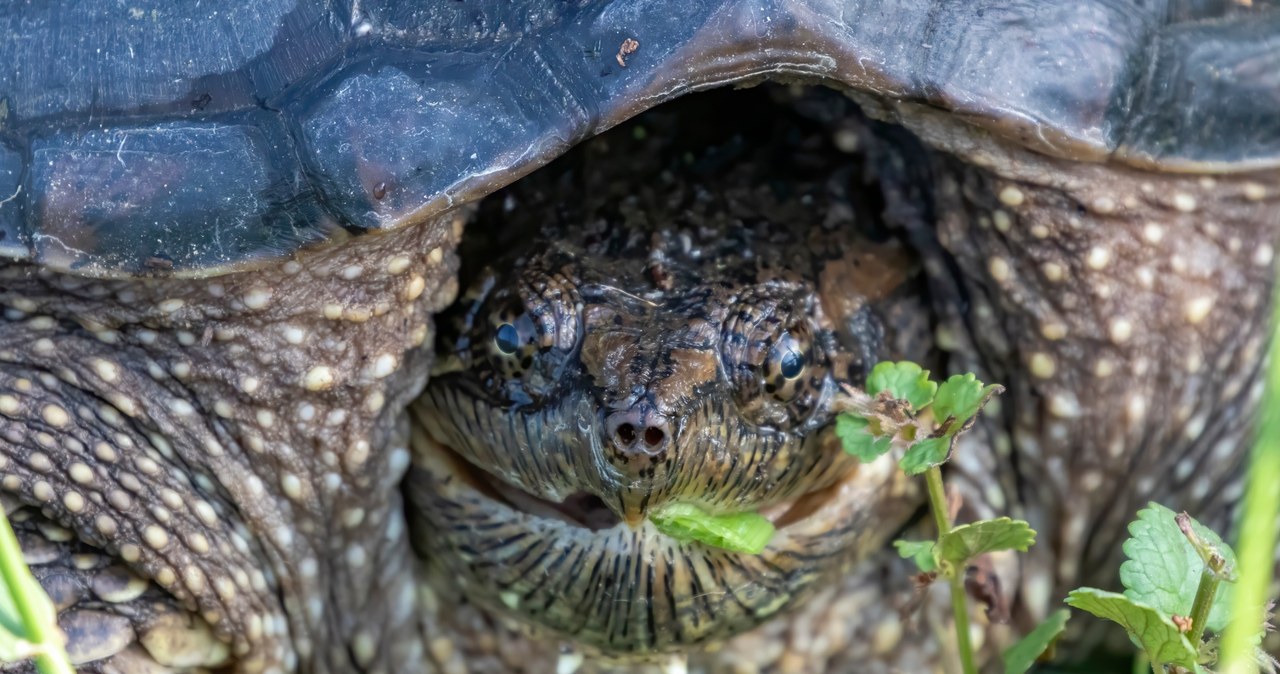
[1,0,1278,276]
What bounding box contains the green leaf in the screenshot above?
[1121,503,1237,633]
[893,539,938,573]
[651,503,775,555]
[835,415,892,462]
[936,518,1036,572]
[899,436,951,475]
[1002,608,1070,674]
[934,373,1002,429]
[1065,588,1199,670]
[866,361,937,412]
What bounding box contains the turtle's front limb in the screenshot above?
[0,214,464,673]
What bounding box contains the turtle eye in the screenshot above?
[763,329,811,398]
[494,323,521,355]
[773,335,807,380]
[487,310,539,370]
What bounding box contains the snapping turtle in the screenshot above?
[0,1,1278,673]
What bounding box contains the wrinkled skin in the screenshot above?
[0,86,1275,674]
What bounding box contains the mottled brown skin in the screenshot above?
[0,86,1275,674]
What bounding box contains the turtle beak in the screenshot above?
[623,504,646,530]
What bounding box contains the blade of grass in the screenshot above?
[1219,276,1280,674]
[0,512,73,674]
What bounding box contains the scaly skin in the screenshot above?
[0,87,1275,673]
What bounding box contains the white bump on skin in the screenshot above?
[297,403,316,422]
[168,399,195,416]
[1142,223,1164,244]
[1092,196,1116,213]
[323,304,343,320]
[136,329,157,345]
[370,354,397,379]
[992,210,1012,232]
[304,366,336,391]
[0,395,17,414]
[1086,246,1110,270]
[281,474,304,502]
[403,275,426,301]
[366,391,385,413]
[96,515,118,536]
[120,544,141,563]
[184,566,206,592]
[1029,352,1056,379]
[158,298,185,313]
[275,526,293,547]
[346,545,367,568]
[1254,243,1274,267]
[1172,192,1197,212]
[32,481,54,502]
[1048,392,1082,419]
[68,462,94,485]
[987,257,1011,282]
[41,404,69,427]
[1040,322,1067,340]
[135,456,160,476]
[240,376,261,394]
[33,338,54,355]
[144,525,170,550]
[342,508,365,528]
[283,326,306,345]
[25,316,55,331]
[256,409,276,428]
[243,287,273,310]
[62,491,85,512]
[170,361,191,379]
[1125,395,1148,426]
[1109,318,1133,344]
[353,631,376,667]
[427,247,444,265]
[194,501,218,527]
[283,260,303,275]
[386,256,411,275]
[28,452,52,472]
[1244,182,1267,201]
[998,186,1024,207]
[214,400,234,418]
[1184,297,1214,325]
[341,265,364,280]
[346,440,371,469]
[177,331,196,346]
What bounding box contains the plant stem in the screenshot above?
[925,466,977,674]
[0,513,73,674]
[1186,567,1220,648]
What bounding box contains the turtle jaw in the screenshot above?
[404,424,904,656]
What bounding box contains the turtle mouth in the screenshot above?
[404,422,899,655]
[429,437,624,531]
[419,430,849,534]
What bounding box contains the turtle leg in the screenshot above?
[875,103,1279,648]
[0,213,464,673]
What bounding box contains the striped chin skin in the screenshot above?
[404,416,901,656]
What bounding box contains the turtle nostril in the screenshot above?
[615,423,637,446]
[643,426,665,447]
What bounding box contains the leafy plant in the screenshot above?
[836,361,1050,674]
